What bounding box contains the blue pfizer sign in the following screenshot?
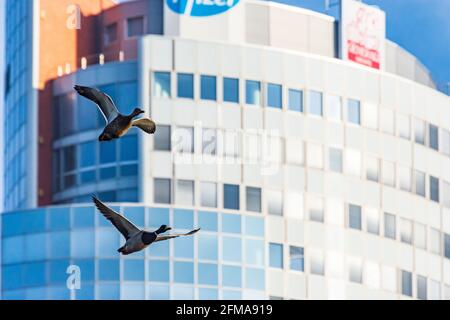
[167,0,240,17]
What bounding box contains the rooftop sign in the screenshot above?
[166,0,240,17]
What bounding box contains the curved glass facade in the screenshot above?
[1,205,265,300]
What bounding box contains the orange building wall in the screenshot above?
[37,0,116,206]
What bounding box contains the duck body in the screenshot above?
[118,230,156,255]
[99,109,144,141]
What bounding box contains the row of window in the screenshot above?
[104,15,145,45]
[152,72,450,159]
[153,178,450,259]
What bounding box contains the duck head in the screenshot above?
[156,224,172,234]
[130,108,145,118]
[98,133,113,141]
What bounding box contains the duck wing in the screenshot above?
[154,228,201,242]
[74,85,119,123]
[92,196,140,240]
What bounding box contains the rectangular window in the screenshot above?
[441,129,450,156]
[176,126,194,153]
[414,223,426,250]
[445,233,450,259]
[382,161,396,187]
[430,228,441,254]
[269,243,283,269]
[127,16,144,37]
[430,175,440,202]
[177,73,194,99]
[289,246,304,272]
[200,75,217,101]
[286,139,304,165]
[154,178,171,204]
[223,77,239,103]
[307,143,323,169]
[443,181,450,208]
[397,114,411,140]
[267,83,282,109]
[415,119,426,145]
[245,80,261,105]
[308,196,324,223]
[400,218,413,244]
[366,208,379,235]
[430,280,441,300]
[104,23,117,44]
[429,124,439,151]
[348,204,362,230]
[246,187,261,213]
[310,250,324,275]
[154,125,171,151]
[384,212,396,240]
[415,170,426,197]
[347,99,361,125]
[417,275,427,300]
[327,94,342,121]
[288,89,303,112]
[328,147,343,173]
[348,258,363,283]
[363,102,378,129]
[345,149,361,177]
[399,166,412,192]
[285,192,304,220]
[309,90,323,116]
[401,270,413,297]
[224,184,240,210]
[200,182,217,208]
[153,72,171,98]
[366,156,379,182]
[267,190,283,216]
[176,180,194,206]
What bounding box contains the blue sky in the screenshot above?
[273,0,450,89]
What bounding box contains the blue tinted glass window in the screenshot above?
[429,124,439,150]
[2,212,23,237]
[288,89,303,112]
[223,77,239,103]
[97,283,120,300]
[117,82,137,115]
[309,90,323,116]
[245,239,265,266]
[269,243,283,269]
[120,135,138,161]
[197,211,218,231]
[49,232,70,259]
[124,207,145,227]
[97,229,120,258]
[100,141,117,164]
[121,164,138,177]
[245,268,265,290]
[222,265,241,287]
[174,209,193,229]
[2,265,23,290]
[2,236,24,264]
[24,233,46,261]
[430,176,440,202]
[174,236,194,259]
[117,188,138,202]
[198,263,218,285]
[24,262,46,288]
[222,290,241,300]
[246,80,261,105]
[246,187,261,213]
[347,99,361,125]
[289,246,304,272]
[98,191,116,203]
[444,233,450,259]
[153,72,171,98]
[173,286,194,300]
[148,207,170,228]
[71,229,94,258]
[201,75,217,101]
[122,282,145,300]
[245,216,264,237]
[348,204,362,230]
[74,259,95,281]
[177,73,194,99]
[48,207,70,231]
[76,284,94,300]
[222,213,241,234]
[148,240,169,257]
[98,259,120,281]
[23,209,46,234]
[154,178,171,204]
[48,286,70,300]
[267,83,282,109]
[224,184,240,210]
[199,288,218,300]
[149,260,169,282]
[222,236,241,262]
[73,207,95,228]
[80,170,96,183]
[401,270,413,297]
[198,234,218,260]
[124,259,145,281]
[78,91,99,131]
[80,141,96,168]
[148,284,170,300]
[48,260,70,285]
[174,261,194,283]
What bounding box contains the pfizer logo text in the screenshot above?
[167,0,240,17]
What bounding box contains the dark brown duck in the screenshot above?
[74,85,156,141]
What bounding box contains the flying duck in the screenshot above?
[74,85,156,141]
[92,196,200,255]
